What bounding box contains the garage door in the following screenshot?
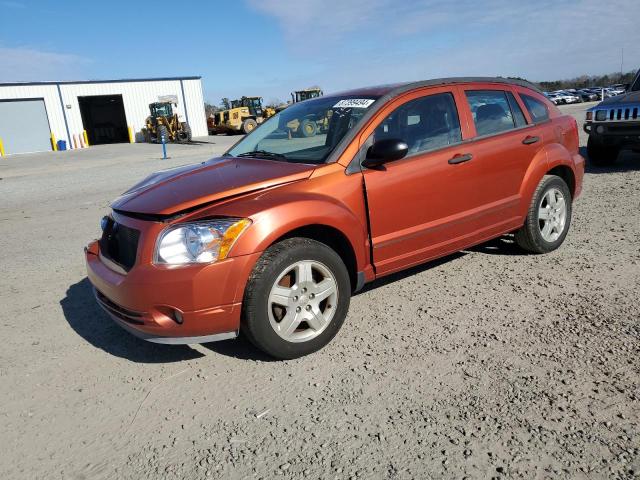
[0,99,52,154]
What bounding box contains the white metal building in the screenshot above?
[0,76,207,155]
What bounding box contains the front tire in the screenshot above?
[515,175,572,254]
[156,125,168,144]
[299,118,317,137]
[242,238,351,359]
[177,123,192,143]
[242,118,258,134]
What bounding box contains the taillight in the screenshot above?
[571,118,579,152]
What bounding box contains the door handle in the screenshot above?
[522,135,540,145]
[448,153,473,164]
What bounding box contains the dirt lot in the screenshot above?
[1,106,638,480]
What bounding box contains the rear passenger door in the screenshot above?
[458,86,546,229]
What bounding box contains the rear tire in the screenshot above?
[242,118,258,134]
[515,175,572,254]
[242,238,351,359]
[587,136,618,167]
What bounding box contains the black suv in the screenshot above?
[584,69,640,166]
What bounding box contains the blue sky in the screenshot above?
[1,0,639,104]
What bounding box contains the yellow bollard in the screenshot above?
[83,130,90,147]
[128,126,134,143]
[51,132,58,151]
[0,137,5,157]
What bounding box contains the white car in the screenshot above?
[545,93,562,105]
[551,91,580,104]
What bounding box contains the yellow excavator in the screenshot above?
[208,96,275,135]
[143,101,192,143]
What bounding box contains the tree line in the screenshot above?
[534,69,637,92]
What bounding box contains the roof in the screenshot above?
[330,77,542,99]
[0,76,202,87]
[325,77,542,170]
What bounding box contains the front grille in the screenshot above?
[99,217,140,272]
[596,107,639,122]
[95,290,145,325]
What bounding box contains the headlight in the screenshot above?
[154,218,251,265]
[595,110,607,121]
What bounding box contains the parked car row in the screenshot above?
[545,85,628,105]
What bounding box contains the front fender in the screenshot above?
[232,192,369,268]
[177,174,371,273]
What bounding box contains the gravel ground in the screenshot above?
[1,105,638,480]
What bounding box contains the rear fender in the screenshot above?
[518,142,578,217]
[517,145,550,218]
[545,142,582,198]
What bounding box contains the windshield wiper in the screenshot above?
[236,150,287,160]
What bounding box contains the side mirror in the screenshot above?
[362,138,409,168]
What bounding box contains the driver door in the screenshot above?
[361,87,483,275]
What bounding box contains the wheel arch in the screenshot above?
[518,143,578,217]
[224,195,372,293]
[546,164,575,197]
[269,224,359,291]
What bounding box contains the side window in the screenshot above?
[373,92,462,155]
[465,90,517,136]
[520,94,550,123]
[506,92,528,127]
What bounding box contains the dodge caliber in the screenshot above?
[86,78,584,359]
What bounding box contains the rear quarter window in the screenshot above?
[520,94,550,123]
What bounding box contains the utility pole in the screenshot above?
[621,47,624,79]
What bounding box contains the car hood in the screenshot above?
[598,90,640,107]
[111,157,315,216]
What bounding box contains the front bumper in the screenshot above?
[85,214,261,344]
[584,121,640,149]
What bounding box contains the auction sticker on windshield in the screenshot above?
[333,99,375,109]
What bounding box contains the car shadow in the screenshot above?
[582,146,640,174]
[466,234,528,256]
[200,334,277,362]
[61,278,204,363]
[355,251,466,295]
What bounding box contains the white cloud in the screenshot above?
[247,0,640,85]
[0,46,89,82]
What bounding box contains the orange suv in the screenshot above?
[86,78,584,359]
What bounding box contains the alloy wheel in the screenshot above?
[267,260,338,343]
[538,187,567,242]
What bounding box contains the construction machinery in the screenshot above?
[208,96,275,135]
[142,99,192,143]
[291,88,323,104]
[286,88,327,137]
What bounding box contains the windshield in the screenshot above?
[152,104,172,116]
[227,95,379,164]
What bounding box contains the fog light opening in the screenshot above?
[596,125,605,134]
[173,309,184,324]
